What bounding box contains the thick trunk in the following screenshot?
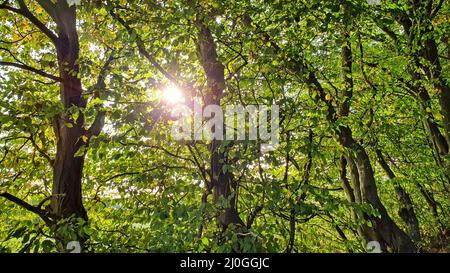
[339,128,416,252]
[196,20,244,229]
[211,139,244,229]
[49,3,88,249]
[51,112,87,221]
[421,38,450,146]
[376,150,421,242]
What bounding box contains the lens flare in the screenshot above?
[162,85,184,104]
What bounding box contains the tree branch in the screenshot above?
[87,51,116,138]
[0,192,52,226]
[110,9,179,86]
[0,61,62,81]
[35,0,59,23]
[431,0,444,17]
[28,134,54,166]
[0,1,59,45]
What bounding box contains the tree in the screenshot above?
[0,0,115,250]
[0,0,448,253]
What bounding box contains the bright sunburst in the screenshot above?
[162,85,184,104]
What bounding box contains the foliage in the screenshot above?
[0,0,449,253]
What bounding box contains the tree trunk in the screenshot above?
[195,19,244,230]
[336,7,415,251]
[416,83,449,156]
[51,111,87,221]
[421,38,450,147]
[339,128,416,252]
[376,149,421,242]
[48,3,88,250]
[397,2,450,188]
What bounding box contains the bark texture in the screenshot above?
[195,19,244,229]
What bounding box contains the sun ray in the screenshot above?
[162,85,184,104]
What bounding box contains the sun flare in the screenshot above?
[162,85,184,104]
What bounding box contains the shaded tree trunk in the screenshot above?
[416,77,449,157]
[49,1,88,225]
[339,128,416,252]
[421,38,450,148]
[335,7,416,252]
[375,149,421,242]
[394,1,450,189]
[195,19,244,230]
